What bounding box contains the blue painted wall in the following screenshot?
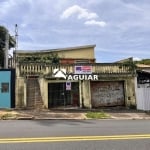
[0,71,11,108]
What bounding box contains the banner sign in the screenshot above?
[53,68,98,80]
[75,66,92,74]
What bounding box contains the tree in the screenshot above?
[136,59,150,65]
[0,26,16,68]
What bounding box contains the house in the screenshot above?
[14,45,136,109]
[0,69,15,108]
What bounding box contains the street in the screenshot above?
[0,120,150,150]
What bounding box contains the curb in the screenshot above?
[17,117,35,120]
[15,116,150,120]
[1,117,150,120]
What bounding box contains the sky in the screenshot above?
[0,0,150,62]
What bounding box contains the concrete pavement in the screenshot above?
[0,108,150,120]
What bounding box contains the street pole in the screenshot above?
[14,24,18,68]
[4,29,9,68]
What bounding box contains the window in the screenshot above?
[1,83,9,93]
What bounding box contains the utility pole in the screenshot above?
[14,24,18,68]
[15,24,18,51]
[4,29,9,68]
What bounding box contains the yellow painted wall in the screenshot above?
[124,77,136,107]
[15,45,95,60]
[38,78,48,108]
[56,48,95,59]
[15,77,25,108]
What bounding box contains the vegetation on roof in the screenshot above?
[135,59,150,65]
[18,52,60,64]
[119,60,137,73]
[119,58,150,72]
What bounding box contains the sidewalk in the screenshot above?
[0,108,150,120]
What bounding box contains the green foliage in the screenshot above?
[0,26,16,49]
[0,113,15,120]
[18,52,60,64]
[119,60,137,73]
[0,28,6,48]
[86,111,110,119]
[0,26,6,67]
[136,59,150,65]
[0,25,16,67]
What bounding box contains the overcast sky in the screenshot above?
[0,0,150,62]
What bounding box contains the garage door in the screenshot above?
[91,81,125,107]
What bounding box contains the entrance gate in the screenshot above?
[48,82,79,108]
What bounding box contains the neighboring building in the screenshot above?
[135,64,150,111]
[14,45,136,109]
[0,69,15,108]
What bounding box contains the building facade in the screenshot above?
[14,45,136,109]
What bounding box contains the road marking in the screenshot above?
[0,134,150,144]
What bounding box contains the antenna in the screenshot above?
[15,24,18,50]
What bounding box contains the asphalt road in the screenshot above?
[0,120,150,150]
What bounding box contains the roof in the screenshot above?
[14,44,96,54]
[136,64,150,68]
[140,70,150,74]
[136,64,150,74]
[114,57,133,63]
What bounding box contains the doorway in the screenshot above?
[48,82,79,108]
